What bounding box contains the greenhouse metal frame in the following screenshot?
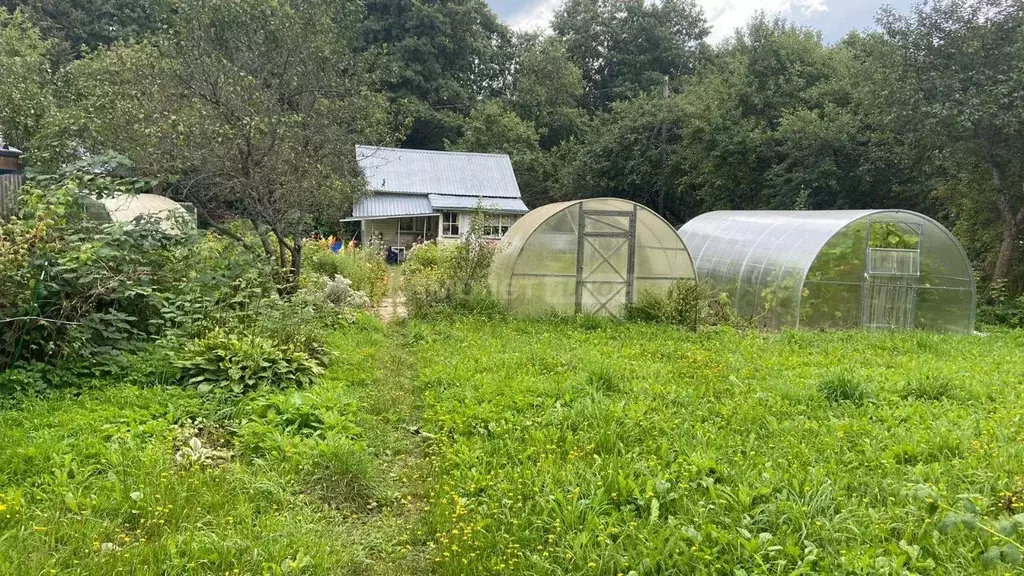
[491,198,696,318]
[679,210,976,332]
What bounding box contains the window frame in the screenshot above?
[441,212,461,237]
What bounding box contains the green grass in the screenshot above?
[2,318,1024,574]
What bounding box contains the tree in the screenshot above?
[454,101,551,206]
[0,0,173,62]
[554,95,698,223]
[553,0,709,110]
[65,0,392,290]
[509,34,586,149]
[359,0,512,149]
[0,10,53,149]
[879,0,1024,284]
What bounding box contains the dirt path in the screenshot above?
[374,296,408,323]
[326,322,429,575]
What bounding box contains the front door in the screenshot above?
[575,205,637,317]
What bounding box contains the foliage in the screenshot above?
[63,0,393,290]
[303,243,390,305]
[553,0,709,110]
[323,276,371,311]
[508,34,586,150]
[624,279,744,330]
[0,0,173,61]
[879,0,1024,284]
[977,280,1024,329]
[359,0,512,149]
[453,100,552,206]
[173,329,322,395]
[403,214,499,317]
[0,182,195,368]
[0,9,54,149]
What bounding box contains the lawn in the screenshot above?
[2,317,1024,575]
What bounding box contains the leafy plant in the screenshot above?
[403,211,500,317]
[173,329,323,394]
[303,243,390,305]
[624,279,744,330]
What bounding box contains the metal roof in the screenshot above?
[347,193,529,221]
[356,145,523,198]
[428,194,528,214]
[350,194,434,220]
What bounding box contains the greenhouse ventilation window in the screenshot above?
[490,198,696,318]
[678,210,976,333]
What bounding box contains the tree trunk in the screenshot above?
[991,168,1024,282]
[994,218,1018,282]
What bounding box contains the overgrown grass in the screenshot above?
[410,320,1024,574]
[0,316,423,575]
[3,318,1024,574]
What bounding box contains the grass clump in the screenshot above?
[901,374,955,401]
[816,371,871,404]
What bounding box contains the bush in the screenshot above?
[173,329,323,395]
[624,279,744,329]
[977,280,1024,329]
[403,217,499,317]
[323,276,371,310]
[303,243,389,305]
[0,183,197,367]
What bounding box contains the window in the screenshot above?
[483,214,519,239]
[398,218,418,233]
[442,212,460,237]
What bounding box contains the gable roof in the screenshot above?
[355,145,523,199]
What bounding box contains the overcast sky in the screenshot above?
[486,0,916,43]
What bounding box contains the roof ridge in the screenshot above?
[355,144,511,160]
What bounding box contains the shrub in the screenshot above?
[403,216,499,317]
[977,280,1024,329]
[817,372,871,404]
[173,329,323,394]
[624,278,744,329]
[303,243,389,305]
[0,183,197,367]
[323,276,371,310]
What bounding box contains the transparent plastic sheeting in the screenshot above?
[490,198,696,318]
[679,210,976,332]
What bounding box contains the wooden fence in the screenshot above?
[0,173,24,221]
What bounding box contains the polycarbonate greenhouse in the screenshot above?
[679,210,976,332]
[490,198,696,317]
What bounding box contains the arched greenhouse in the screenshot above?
[490,198,696,317]
[82,194,197,232]
[679,210,976,332]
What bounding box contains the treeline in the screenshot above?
[0,0,1022,292]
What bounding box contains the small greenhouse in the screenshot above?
[82,194,197,232]
[490,198,695,317]
[679,210,976,332]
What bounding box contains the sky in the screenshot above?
[486,0,916,44]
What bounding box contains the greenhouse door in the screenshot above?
[861,221,922,330]
[575,204,637,317]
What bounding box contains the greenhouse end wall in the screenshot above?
[490,198,695,318]
[679,210,975,333]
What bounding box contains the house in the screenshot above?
[345,145,529,258]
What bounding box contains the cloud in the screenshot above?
[509,0,562,32]
[506,0,830,41]
[702,0,829,42]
